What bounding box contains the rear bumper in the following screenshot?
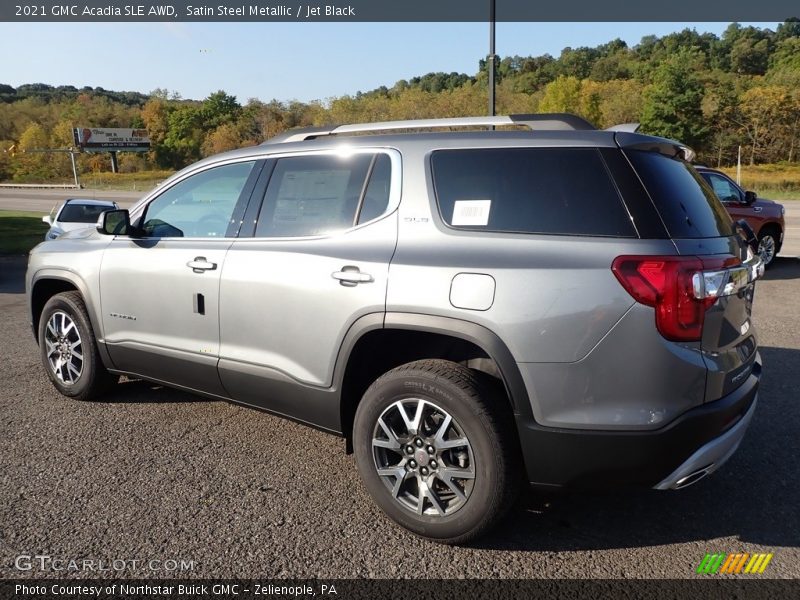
[516,358,760,488]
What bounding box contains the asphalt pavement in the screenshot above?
[0,255,798,579]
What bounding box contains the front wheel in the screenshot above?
[38,291,116,401]
[757,231,778,267]
[353,359,520,544]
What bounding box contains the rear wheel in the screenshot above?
[353,359,520,544]
[38,291,116,401]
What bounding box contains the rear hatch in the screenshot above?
[623,144,763,402]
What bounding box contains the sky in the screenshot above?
[0,22,781,103]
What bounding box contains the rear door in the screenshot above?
[217,149,400,429]
[626,150,762,400]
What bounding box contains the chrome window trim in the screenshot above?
[127,157,260,241]
[247,147,402,241]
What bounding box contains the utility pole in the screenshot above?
[488,0,496,117]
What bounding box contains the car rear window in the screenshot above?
[58,203,113,223]
[430,148,635,237]
[626,150,734,239]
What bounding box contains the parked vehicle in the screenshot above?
[26,115,764,544]
[42,198,119,240]
[695,166,785,266]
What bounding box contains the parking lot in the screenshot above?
[1,251,798,580]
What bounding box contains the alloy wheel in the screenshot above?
[371,398,475,517]
[758,234,776,265]
[44,311,84,384]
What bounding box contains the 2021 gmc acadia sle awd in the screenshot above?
[27,114,764,544]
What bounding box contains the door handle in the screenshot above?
[332,266,373,286]
[752,206,762,213]
[187,257,217,273]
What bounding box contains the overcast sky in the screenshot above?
[0,22,780,102]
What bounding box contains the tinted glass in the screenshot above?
[431,148,635,237]
[143,161,255,238]
[256,154,373,237]
[627,151,734,239]
[59,203,114,223]
[703,173,742,203]
[357,154,392,224]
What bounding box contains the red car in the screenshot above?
[696,166,786,266]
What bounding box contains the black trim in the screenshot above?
[517,361,760,488]
[383,313,532,419]
[225,160,266,238]
[238,160,275,238]
[352,154,378,226]
[599,147,670,239]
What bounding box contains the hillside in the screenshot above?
[1,20,798,183]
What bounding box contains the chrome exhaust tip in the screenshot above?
[673,465,714,489]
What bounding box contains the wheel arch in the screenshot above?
[29,271,110,364]
[336,312,531,451]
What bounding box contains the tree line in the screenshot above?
[1,20,798,182]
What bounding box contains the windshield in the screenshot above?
[58,203,113,223]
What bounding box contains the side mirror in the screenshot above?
[735,219,758,253]
[97,209,132,236]
[42,215,52,225]
[744,190,757,205]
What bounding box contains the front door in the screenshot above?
[99,159,260,396]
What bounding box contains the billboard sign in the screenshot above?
[72,127,150,152]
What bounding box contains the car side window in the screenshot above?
[255,153,378,238]
[142,161,256,238]
[705,174,742,204]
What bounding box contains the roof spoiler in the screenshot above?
[605,123,640,133]
[614,131,696,162]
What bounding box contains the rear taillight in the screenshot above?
[611,255,743,342]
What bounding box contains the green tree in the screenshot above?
[201,90,241,130]
[640,50,707,147]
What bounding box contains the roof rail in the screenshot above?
[262,113,596,144]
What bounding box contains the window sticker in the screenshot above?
[452,200,491,226]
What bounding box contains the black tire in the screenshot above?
[38,291,116,401]
[757,229,779,268]
[353,359,521,544]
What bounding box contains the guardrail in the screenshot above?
[0,183,81,189]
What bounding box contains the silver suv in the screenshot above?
[26,114,764,544]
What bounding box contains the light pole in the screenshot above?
[488,0,496,117]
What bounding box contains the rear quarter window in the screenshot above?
[626,150,734,239]
[430,147,635,237]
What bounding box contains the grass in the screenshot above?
[78,170,174,192]
[718,163,800,201]
[0,210,48,255]
[3,170,174,193]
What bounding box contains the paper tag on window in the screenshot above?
[452,200,491,226]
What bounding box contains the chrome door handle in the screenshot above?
[332,267,373,286]
[187,257,217,273]
[753,206,762,213]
